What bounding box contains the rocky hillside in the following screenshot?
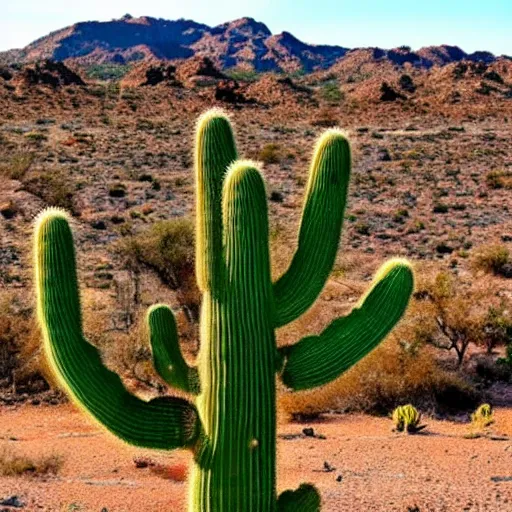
[1,14,507,73]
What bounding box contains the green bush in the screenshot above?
[85,64,131,81]
[225,68,260,82]
[320,81,344,104]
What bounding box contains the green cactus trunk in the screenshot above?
[191,162,277,510]
[33,108,415,512]
[191,295,276,510]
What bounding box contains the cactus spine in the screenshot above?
[34,109,414,511]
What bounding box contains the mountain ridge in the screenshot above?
[0,14,508,73]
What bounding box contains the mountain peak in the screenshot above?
[0,14,501,73]
[217,17,272,37]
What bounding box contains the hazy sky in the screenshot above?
[3,0,511,54]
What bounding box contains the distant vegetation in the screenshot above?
[320,81,344,104]
[84,63,132,81]
[225,68,260,82]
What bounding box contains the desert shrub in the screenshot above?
[0,447,63,476]
[0,200,18,219]
[320,81,344,104]
[279,338,478,420]
[483,303,512,353]
[85,63,131,81]
[23,170,76,214]
[483,71,504,84]
[269,190,284,203]
[225,68,260,82]
[476,82,496,95]
[432,203,449,214]
[0,292,48,393]
[471,403,494,429]
[436,242,454,255]
[472,244,510,276]
[354,221,370,235]
[138,173,154,183]
[406,220,425,234]
[486,170,512,189]
[413,272,489,366]
[99,315,163,391]
[24,131,48,143]
[109,183,127,198]
[497,342,512,375]
[414,270,512,364]
[392,404,426,433]
[258,143,282,165]
[380,82,405,101]
[393,208,409,223]
[0,153,35,180]
[117,218,199,320]
[399,74,416,93]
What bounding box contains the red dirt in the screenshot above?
[1,404,512,511]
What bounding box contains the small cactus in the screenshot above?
[471,403,494,429]
[34,109,414,511]
[392,404,426,434]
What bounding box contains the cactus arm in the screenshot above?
[277,484,321,512]
[279,259,414,391]
[195,109,237,295]
[273,130,351,328]
[147,305,200,395]
[35,209,201,450]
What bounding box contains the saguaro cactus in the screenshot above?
[34,109,414,511]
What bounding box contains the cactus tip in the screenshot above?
[196,107,231,130]
[373,257,413,282]
[316,127,350,147]
[225,159,264,187]
[34,207,71,230]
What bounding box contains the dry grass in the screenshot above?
[257,143,282,165]
[279,338,478,420]
[486,169,512,190]
[117,218,200,319]
[22,169,77,214]
[0,152,35,180]
[472,244,510,276]
[0,291,47,390]
[278,266,505,421]
[0,447,63,477]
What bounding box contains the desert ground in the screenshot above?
[1,403,512,512]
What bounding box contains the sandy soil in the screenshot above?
[1,404,512,511]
